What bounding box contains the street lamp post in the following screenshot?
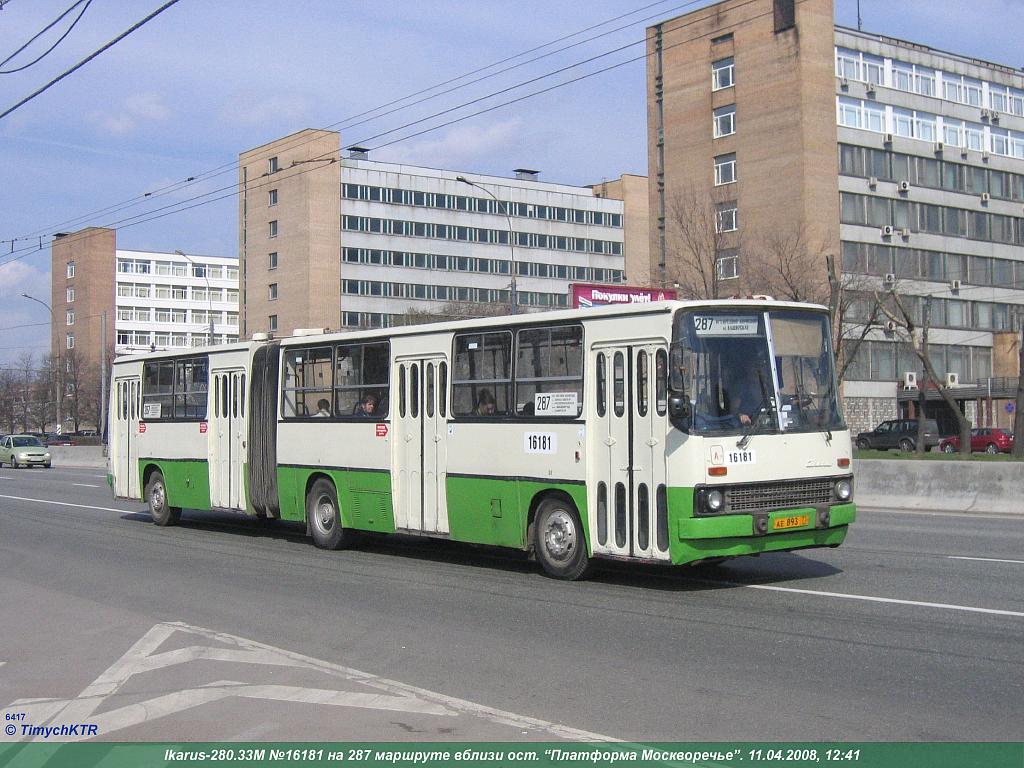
[175,250,214,346]
[456,176,517,315]
[21,292,62,433]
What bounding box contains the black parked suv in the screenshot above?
[855,419,940,452]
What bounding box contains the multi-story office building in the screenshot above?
[238,130,633,336]
[648,0,1024,432]
[51,227,240,363]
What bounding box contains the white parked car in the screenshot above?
[0,435,52,468]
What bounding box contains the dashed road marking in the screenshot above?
[743,583,1024,618]
[948,555,1024,565]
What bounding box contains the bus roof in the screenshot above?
[112,298,830,364]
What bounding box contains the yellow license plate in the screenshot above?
[772,514,810,530]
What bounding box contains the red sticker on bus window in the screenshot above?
[138,423,146,433]
[199,422,208,434]
[376,423,388,438]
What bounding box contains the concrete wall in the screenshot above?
[854,458,1024,514]
[47,445,106,468]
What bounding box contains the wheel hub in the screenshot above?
[315,495,335,532]
[150,482,165,511]
[543,510,576,561]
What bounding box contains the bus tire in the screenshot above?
[306,478,350,550]
[534,496,591,581]
[146,470,181,527]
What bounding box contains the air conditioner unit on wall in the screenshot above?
[981,192,991,203]
[881,225,895,237]
[898,180,911,193]
[950,279,962,293]
[945,372,960,388]
[885,320,898,332]
[903,371,918,390]
[884,273,896,285]
[868,176,878,188]
[934,142,944,153]
[884,132,894,144]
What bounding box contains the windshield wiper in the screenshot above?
[736,371,777,450]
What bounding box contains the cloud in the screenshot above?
[218,94,312,128]
[86,93,171,136]
[375,118,524,169]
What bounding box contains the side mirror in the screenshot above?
[668,393,692,432]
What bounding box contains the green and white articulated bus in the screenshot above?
[109,299,855,580]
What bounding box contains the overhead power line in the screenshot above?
[0,0,182,121]
[11,0,693,243]
[0,0,786,266]
[0,0,92,74]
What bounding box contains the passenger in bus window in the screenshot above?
[313,398,331,418]
[473,389,497,416]
[354,393,378,417]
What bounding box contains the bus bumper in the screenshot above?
[670,503,856,565]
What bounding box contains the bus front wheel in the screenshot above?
[534,497,591,581]
[146,470,181,527]
[306,478,351,550]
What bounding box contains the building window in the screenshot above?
[268,156,278,174]
[713,104,736,138]
[66,310,75,326]
[716,250,740,280]
[269,189,278,206]
[269,220,278,238]
[66,262,75,278]
[716,202,738,233]
[714,153,737,186]
[269,283,278,300]
[269,315,278,332]
[711,57,734,91]
[269,251,278,270]
[66,288,75,302]
[66,334,74,349]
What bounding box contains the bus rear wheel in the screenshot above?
[534,497,591,581]
[306,478,351,550]
[146,470,181,526]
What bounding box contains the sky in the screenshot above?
[0,0,1022,363]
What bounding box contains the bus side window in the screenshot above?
[399,366,406,418]
[410,364,420,418]
[596,353,607,417]
[439,362,448,418]
[240,374,245,417]
[613,352,625,418]
[656,349,668,416]
[426,363,435,418]
[637,351,649,417]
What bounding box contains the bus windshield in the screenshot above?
[671,308,844,436]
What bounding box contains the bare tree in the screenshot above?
[12,352,35,434]
[396,301,510,327]
[746,222,831,305]
[876,289,971,456]
[664,187,738,300]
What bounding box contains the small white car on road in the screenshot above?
[0,434,51,468]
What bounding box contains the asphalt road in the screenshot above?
[0,466,1021,742]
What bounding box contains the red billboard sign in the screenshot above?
[571,283,677,309]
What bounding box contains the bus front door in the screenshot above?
[210,369,247,511]
[392,357,449,535]
[590,344,670,561]
[112,376,141,499]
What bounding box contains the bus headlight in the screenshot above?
[834,479,852,502]
[706,489,725,513]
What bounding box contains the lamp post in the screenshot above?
[21,292,62,432]
[456,176,517,314]
[175,250,214,346]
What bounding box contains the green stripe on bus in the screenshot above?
[137,458,211,510]
[276,465,396,532]
[445,475,589,550]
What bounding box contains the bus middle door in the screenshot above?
[392,356,449,535]
[590,343,670,561]
[210,368,246,510]
[112,376,141,499]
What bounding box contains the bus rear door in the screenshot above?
[392,356,449,535]
[112,376,141,499]
[210,368,246,510]
[590,343,670,561]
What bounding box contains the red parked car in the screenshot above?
[938,428,1014,454]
